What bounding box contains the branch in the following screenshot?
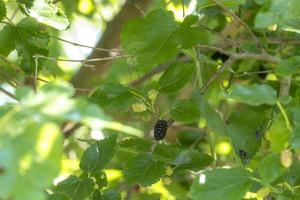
[33,54,129,68]
[199,50,281,94]
[49,35,122,53]
[71,0,153,88]
[211,0,265,53]
[0,87,18,101]
[200,57,236,94]
[129,64,169,87]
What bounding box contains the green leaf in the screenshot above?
[172,15,202,48]
[55,175,94,200]
[90,83,134,110]
[0,0,6,21]
[80,135,117,173]
[91,190,102,200]
[198,0,246,8]
[101,190,121,200]
[48,194,68,200]
[159,63,194,94]
[16,17,49,72]
[276,56,300,76]
[170,99,201,123]
[226,109,268,160]
[258,154,286,185]
[254,0,300,33]
[0,122,63,200]
[0,25,17,56]
[198,96,227,135]
[228,84,277,106]
[254,12,276,29]
[174,149,212,171]
[120,138,180,162]
[21,0,69,30]
[124,153,165,186]
[268,114,291,153]
[121,9,178,65]
[291,126,300,150]
[17,0,33,7]
[189,168,252,200]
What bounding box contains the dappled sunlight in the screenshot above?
[104,169,122,182]
[148,180,176,200]
[18,153,33,175]
[35,123,60,160]
[198,173,206,184]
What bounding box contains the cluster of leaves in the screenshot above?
[2,0,300,200]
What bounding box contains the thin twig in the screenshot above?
[33,54,128,65]
[235,70,274,77]
[200,51,280,94]
[276,101,292,132]
[134,4,146,16]
[0,87,18,100]
[165,0,173,6]
[211,0,265,53]
[199,24,246,52]
[49,35,122,53]
[181,0,185,17]
[198,44,233,56]
[10,7,19,21]
[130,64,169,86]
[200,57,236,94]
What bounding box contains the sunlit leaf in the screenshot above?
[189,168,252,200]
[22,0,69,30]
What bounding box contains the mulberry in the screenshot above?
[154,120,168,140]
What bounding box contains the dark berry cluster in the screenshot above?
[154,120,168,140]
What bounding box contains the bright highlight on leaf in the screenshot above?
[22,0,69,30]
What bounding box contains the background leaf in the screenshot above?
[0,0,6,21]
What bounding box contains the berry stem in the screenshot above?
[276,101,292,132]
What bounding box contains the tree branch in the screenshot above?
[0,87,18,101]
[71,0,153,89]
[199,50,280,94]
[211,0,265,53]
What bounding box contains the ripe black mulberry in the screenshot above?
[154,120,168,140]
